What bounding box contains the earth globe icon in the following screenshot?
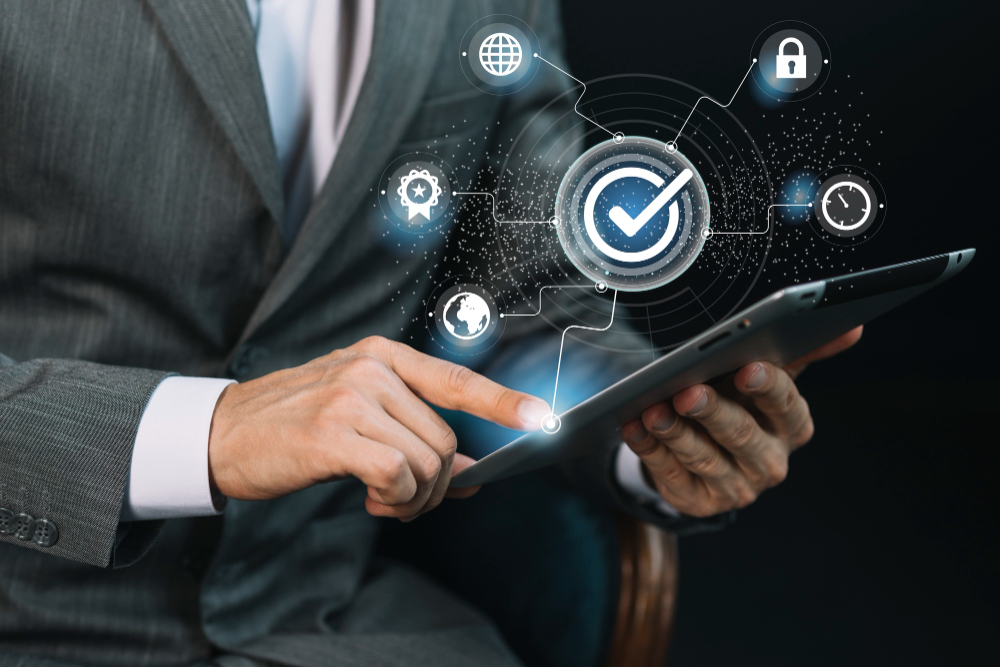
[443,292,491,340]
[479,32,522,77]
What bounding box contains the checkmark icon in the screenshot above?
[608,168,693,237]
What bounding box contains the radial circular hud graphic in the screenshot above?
[427,279,505,355]
[459,15,540,95]
[555,136,710,292]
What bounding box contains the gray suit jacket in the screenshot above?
[0,1,718,664]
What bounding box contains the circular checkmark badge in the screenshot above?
[555,136,710,291]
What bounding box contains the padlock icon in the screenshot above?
[776,37,806,79]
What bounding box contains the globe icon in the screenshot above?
[479,33,522,77]
[443,292,491,340]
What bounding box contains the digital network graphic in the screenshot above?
[377,17,887,432]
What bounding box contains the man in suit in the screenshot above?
[0,1,858,665]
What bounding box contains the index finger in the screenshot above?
[358,336,550,431]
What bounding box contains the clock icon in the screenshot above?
[814,174,879,237]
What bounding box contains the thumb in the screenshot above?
[445,453,482,499]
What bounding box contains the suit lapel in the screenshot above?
[235,0,455,342]
[146,0,285,228]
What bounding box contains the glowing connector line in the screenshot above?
[501,284,608,318]
[551,289,618,414]
[708,203,811,237]
[534,54,617,139]
[454,191,556,225]
[668,60,756,148]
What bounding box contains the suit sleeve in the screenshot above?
[0,353,170,567]
[461,0,732,535]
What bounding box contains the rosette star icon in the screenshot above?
[397,169,443,221]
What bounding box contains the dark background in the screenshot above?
[558,0,997,664]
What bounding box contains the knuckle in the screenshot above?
[436,428,459,459]
[377,449,410,488]
[658,460,688,485]
[442,363,475,395]
[687,447,725,477]
[490,388,515,419]
[772,388,799,417]
[343,353,387,378]
[724,415,758,449]
[763,456,789,486]
[357,335,391,353]
[631,437,661,457]
[414,449,442,483]
[791,409,815,447]
[326,385,364,409]
[733,484,758,509]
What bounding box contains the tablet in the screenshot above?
[451,249,975,488]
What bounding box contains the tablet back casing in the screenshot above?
[451,249,975,488]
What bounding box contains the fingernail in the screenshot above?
[517,398,550,430]
[746,363,767,390]
[625,424,648,445]
[686,390,708,416]
[653,406,676,431]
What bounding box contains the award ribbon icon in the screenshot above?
[397,169,442,221]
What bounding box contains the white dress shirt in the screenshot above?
[121,0,673,521]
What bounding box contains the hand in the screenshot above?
[621,327,863,518]
[208,336,550,520]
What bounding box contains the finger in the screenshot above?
[622,416,701,501]
[327,435,418,507]
[639,401,741,486]
[362,367,460,513]
[672,384,779,483]
[445,453,481,499]
[352,405,443,515]
[784,326,863,379]
[734,361,813,450]
[359,336,550,431]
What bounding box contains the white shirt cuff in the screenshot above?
[614,443,680,517]
[120,376,235,521]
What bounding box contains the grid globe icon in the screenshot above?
[479,32,522,76]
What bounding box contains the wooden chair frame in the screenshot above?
[605,516,679,667]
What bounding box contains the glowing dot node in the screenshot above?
[613,132,625,144]
[541,414,562,434]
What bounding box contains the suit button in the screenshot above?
[12,513,35,541]
[230,345,253,378]
[32,519,59,547]
[0,508,13,535]
[230,344,268,379]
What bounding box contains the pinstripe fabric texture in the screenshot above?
[0,0,667,665]
[0,358,166,564]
